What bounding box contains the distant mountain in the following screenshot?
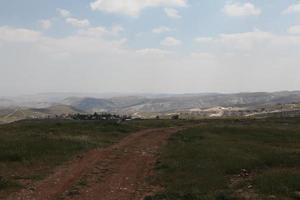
[64,91,300,114]
[31,105,83,115]
[1,91,300,122]
[64,97,116,113]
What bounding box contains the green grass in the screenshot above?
[149,117,300,200]
[0,120,138,164]
[0,177,21,190]
[0,120,133,195]
[3,117,300,199]
[254,169,300,197]
[0,118,193,198]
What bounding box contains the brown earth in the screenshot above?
[7,128,179,200]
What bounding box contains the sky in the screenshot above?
[0,0,300,96]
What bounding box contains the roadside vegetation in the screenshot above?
[148,117,300,200]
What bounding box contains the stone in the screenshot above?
[294,191,300,199]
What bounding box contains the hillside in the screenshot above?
[64,91,300,114]
[0,105,82,124]
[0,91,300,122]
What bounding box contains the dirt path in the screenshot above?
[8,128,179,200]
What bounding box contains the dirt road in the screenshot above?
[8,128,179,200]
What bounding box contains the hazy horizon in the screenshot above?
[1,0,300,96]
[2,90,300,100]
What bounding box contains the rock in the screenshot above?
[240,169,250,177]
[294,191,300,199]
[29,187,36,191]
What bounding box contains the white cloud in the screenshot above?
[77,27,110,37]
[111,25,124,35]
[218,31,273,51]
[90,0,186,16]
[190,52,215,60]
[152,26,172,34]
[1,26,300,95]
[39,19,52,30]
[0,26,41,42]
[195,37,214,43]
[288,25,300,34]
[77,25,124,38]
[223,3,261,17]
[136,48,171,57]
[164,8,181,19]
[56,8,92,29]
[282,3,300,14]
[66,18,90,28]
[161,36,181,46]
[195,30,300,52]
[0,26,128,62]
[57,8,71,18]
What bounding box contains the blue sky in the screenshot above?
[1,0,300,48]
[0,0,300,95]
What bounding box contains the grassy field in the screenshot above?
[0,119,137,197]
[2,118,300,200]
[148,117,300,200]
[0,118,191,198]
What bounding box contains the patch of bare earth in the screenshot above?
[7,128,179,200]
[229,169,262,200]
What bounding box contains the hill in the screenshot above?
[0,105,82,124]
[64,91,300,115]
[1,91,300,121]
